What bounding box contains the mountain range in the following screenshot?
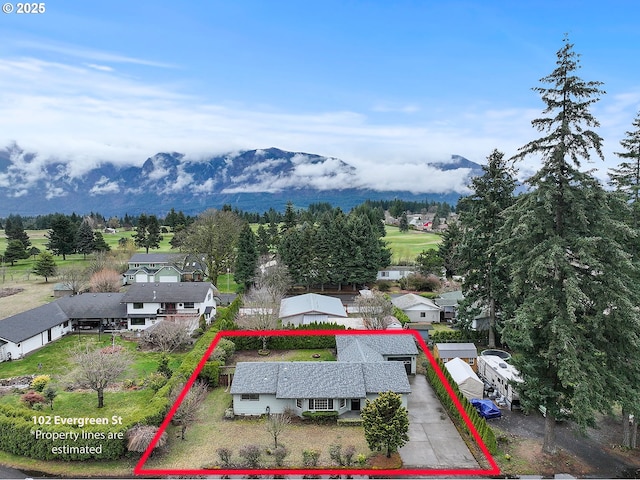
[0,146,483,217]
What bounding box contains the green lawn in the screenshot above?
[384,226,441,263]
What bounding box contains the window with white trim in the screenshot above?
[241,394,259,401]
[339,399,346,408]
[296,399,303,408]
[308,398,333,410]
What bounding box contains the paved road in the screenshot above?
[399,374,479,469]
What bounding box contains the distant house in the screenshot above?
[124,253,206,284]
[433,342,478,372]
[121,282,217,331]
[391,293,441,324]
[231,333,416,417]
[279,293,348,327]
[376,266,416,281]
[434,290,464,323]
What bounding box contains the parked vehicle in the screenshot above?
[471,399,502,419]
[476,354,521,410]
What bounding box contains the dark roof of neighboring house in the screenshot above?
[336,334,419,359]
[0,302,69,343]
[121,282,216,303]
[230,361,410,398]
[128,253,183,264]
[56,293,127,319]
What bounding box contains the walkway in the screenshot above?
[399,374,479,469]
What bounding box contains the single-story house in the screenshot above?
[434,290,464,323]
[0,302,73,362]
[230,360,410,417]
[121,282,217,331]
[391,293,441,324]
[376,266,416,281]
[445,357,484,400]
[123,253,206,284]
[279,293,347,326]
[336,334,419,375]
[56,293,127,330]
[433,342,478,372]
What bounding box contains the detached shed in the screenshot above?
[445,357,484,401]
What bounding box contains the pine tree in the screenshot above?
[4,214,31,250]
[398,212,409,232]
[45,214,76,260]
[361,391,409,458]
[93,232,111,252]
[234,223,258,290]
[280,201,297,234]
[456,149,516,348]
[255,223,270,256]
[499,36,640,454]
[4,239,28,266]
[75,220,96,259]
[438,220,462,277]
[133,214,162,253]
[33,251,57,282]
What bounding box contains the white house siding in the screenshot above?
[127,302,161,316]
[232,394,290,416]
[128,317,158,331]
[403,305,440,324]
[6,322,72,360]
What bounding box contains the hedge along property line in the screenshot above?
[0,300,244,462]
[231,322,346,351]
[425,358,497,454]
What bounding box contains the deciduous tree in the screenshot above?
[170,380,208,440]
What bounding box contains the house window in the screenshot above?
[468,358,475,366]
[420,312,426,318]
[308,398,333,410]
[63,321,69,328]
[339,399,346,408]
[130,318,146,326]
[241,394,259,401]
[184,302,194,308]
[133,303,144,309]
[381,271,389,277]
[296,399,303,408]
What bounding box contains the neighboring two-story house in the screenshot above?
[121,282,217,331]
[123,253,206,284]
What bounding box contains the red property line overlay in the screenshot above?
[134,328,501,477]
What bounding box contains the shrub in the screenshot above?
[43,386,57,410]
[21,391,46,408]
[216,447,233,467]
[126,425,167,453]
[405,272,441,292]
[145,372,168,392]
[301,411,338,423]
[198,361,221,386]
[376,280,393,292]
[238,444,262,468]
[273,445,289,467]
[343,445,356,466]
[356,453,367,466]
[302,448,320,467]
[328,444,343,466]
[30,375,50,392]
[156,355,172,378]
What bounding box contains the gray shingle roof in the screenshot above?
[392,293,440,310]
[56,293,126,319]
[0,302,69,343]
[121,282,216,303]
[230,361,410,398]
[128,253,183,264]
[336,334,419,357]
[336,340,384,363]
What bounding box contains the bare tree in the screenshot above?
[70,343,132,408]
[58,266,89,295]
[355,291,395,329]
[126,425,167,453]
[236,286,281,351]
[254,254,292,301]
[170,380,208,440]
[141,321,191,353]
[265,412,291,448]
[89,268,122,292]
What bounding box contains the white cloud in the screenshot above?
[90,176,120,195]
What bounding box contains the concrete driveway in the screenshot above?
[399,374,480,469]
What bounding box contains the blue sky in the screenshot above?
[1,0,639,191]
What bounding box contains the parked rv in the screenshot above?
[476,354,521,410]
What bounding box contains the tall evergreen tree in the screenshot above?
[398,212,409,232]
[133,214,162,254]
[45,214,76,260]
[456,149,516,348]
[255,223,270,256]
[438,220,462,277]
[234,223,259,290]
[4,239,28,266]
[93,232,111,252]
[499,36,640,454]
[33,251,57,282]
[75,220,96,259]
[280,201,297,234]
[4,214,31,250]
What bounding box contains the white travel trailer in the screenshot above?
[476,354,521,410]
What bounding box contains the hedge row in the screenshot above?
[424,358,497,454]
[232,322,346,351]
[430,329,486,344]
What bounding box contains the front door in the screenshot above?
[351,399,361,411]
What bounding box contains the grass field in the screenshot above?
[384,226,441,263]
